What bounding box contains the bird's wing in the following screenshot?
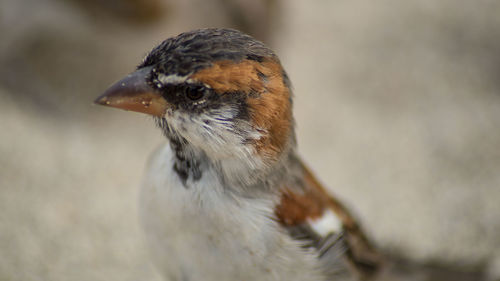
[274,157,383,280]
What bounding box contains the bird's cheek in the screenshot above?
[162,111,191,137]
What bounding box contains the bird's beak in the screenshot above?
[94,67,169,117]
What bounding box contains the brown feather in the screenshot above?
[275,159,384,280]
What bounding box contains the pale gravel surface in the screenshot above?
[1,0,499,280]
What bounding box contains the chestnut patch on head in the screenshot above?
[191,59,292,160]
[191,59,268,93]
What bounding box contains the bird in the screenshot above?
[95,28,383,281]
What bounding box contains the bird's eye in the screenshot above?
[184,85,206,101]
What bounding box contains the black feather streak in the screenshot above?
[155,118,202,186]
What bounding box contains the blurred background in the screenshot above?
[1,0,499,280]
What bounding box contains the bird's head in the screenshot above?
[95,28,294,172]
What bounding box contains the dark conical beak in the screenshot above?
[94,67,169,117]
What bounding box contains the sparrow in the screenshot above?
[95,28,382,281]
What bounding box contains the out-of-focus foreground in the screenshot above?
[1,0,499,280]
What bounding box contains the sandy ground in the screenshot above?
[1,0,499,280]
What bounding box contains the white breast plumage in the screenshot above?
[139,144,325,281]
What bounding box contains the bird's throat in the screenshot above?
[155,117,203,187]
[169,136,202,187]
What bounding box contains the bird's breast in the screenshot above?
[139,144,324,281]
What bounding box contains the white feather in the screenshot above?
[139,144,327,281]
[308,209,343,237]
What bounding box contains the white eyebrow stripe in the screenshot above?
[157,73,190,84]
[156,73,210,89]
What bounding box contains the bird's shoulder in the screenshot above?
[274,157,384,279]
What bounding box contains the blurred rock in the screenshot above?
[65,0,167,25]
